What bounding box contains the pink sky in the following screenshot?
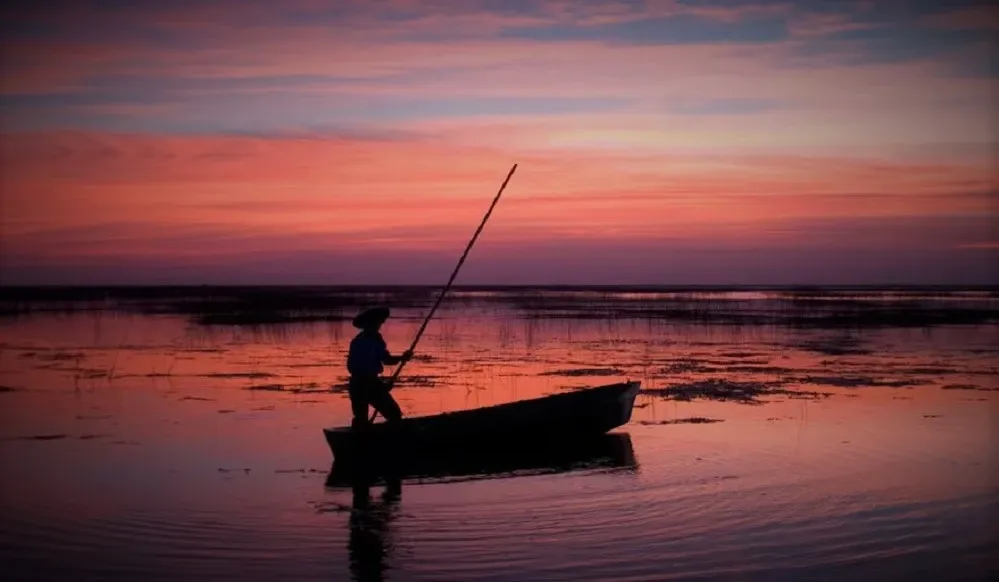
[1,0,996,285]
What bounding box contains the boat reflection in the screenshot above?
[327,433,638,582]
[325,431,637,487]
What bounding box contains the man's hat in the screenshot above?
[352,306,390,329]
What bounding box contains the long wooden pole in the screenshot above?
[371,163,518,422]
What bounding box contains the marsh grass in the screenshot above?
[3,286,996,329]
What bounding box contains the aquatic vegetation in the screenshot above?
[203,372,276,379]
[643,379,829,404]
[3,286,997,329]
[798,375,923,388]
[639,417,724,425]
[7,434,68,441]
[792,336,871,356]
[540,367,625,377]
[942,384,998,391]
[245,384,285,391]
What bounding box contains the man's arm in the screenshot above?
[379,335,413,365]
[383,349,414,366]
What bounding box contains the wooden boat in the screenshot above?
[323,381,641,465]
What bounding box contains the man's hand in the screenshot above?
[402,350,415,361]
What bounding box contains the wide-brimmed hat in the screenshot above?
[352,306,390,329]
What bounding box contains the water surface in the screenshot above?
[1,287,996,581]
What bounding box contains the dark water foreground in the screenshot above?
[0,287,996,581]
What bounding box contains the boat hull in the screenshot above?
[323,381,641,464]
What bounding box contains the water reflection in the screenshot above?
[347,473,402,582]
[327,433,637,582]
[326,432,637,487]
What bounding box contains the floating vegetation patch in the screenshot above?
[203,372,276,379]
[395,375,441,387]
[942,384,998,391]
[656,359,783,377]
[643,379,829,404]
[717,351,767,359]
[540,367,624,377]
[721,365,795,375]
[8,434,68,441]
[246,382,332,394]
[793,336,871,356]
[798,375,923,388]
[72,368,110,379]
[8,433,115,442]
[898,366,960,375]
[658,359,710,374]
[639,417,723,425]
[246,384,285,392]
[180,396,214,401]
[35,351,86,362]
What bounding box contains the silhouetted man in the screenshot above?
[347,307,412,429]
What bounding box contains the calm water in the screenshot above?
[1,288,997,581]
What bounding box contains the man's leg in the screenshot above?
[368,382,403,422]
[348,381,370,429]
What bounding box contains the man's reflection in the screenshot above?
[334,432,638,580]
[348,471,402,582]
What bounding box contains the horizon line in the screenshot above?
[2,283,997,291]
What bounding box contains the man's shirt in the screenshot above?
[347,330,388,377]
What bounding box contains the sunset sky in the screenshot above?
[1,0,996,285]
